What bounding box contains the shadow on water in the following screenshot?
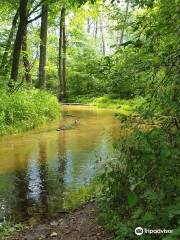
[0,106,120,222]
[57,133,66,210]
[13,153,29,221]
[38,141,49,218]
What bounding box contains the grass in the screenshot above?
[63,179,101,210]
[0,221,24,239]
[67,95,145,116]
[0,89,61,135]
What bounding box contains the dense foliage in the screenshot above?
[98,125,179,240]
[0,89,60,135]
[94,0,180,239]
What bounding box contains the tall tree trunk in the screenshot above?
[87,17,91,33]
[58,8,66,100]
[22,25,32,83]
[62,10,66,98]
[120,0,130,44]
[0,9,19,73]
[38,3,48,89]
[100,16,105,56]
[11,0,28,81]
[58,8,63,99]
[94,21,98,39]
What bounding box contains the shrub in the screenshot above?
[0,89,60,135]
[97,126,180,240]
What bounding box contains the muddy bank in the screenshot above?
[5,203,112,240]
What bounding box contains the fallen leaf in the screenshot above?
[50,232,58,237]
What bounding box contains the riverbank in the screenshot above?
[0,89,60,135]
[4,202,112,240]
[66,95,145,116]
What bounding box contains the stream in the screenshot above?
[0,105,120,222]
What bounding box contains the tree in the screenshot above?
[94,21,98,39]
[22,25,32,83]
[10,0,28,81]
[0,9,19,73]
[119,0,130,44]
[58,7,66,99]
[62,8,66,98]
[38,2,49,89]
[99,14,106,56]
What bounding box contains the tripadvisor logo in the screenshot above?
[135,227,173,236]
[135,227,143,236]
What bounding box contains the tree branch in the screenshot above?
[28,13,42,23]
[28,0,45,17]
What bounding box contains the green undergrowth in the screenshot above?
[0,89,61,135]
[0,221,24,239]
[67,95,145,116]
[96,125,180,240]
[63,179,101,211]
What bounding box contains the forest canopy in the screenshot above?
[0,0,179,111]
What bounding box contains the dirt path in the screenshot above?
[6,203,112,240]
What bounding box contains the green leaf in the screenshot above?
[142,212,155,222]
[128,192,138,207]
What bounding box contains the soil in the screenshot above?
[5,203,112,240]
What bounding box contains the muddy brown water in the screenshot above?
[0,105,120,222]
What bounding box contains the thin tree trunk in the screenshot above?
[11,0,28,81]
[22,26,32,83]
[100,16,105,56]
[120,0,130,44]
[94,21,98,39]
[38,3,48,89]
[87,17,91,33]
[58,8,63,99]
[58,7,66,100]
[116,30,121,46]
[0,9,19,73]
[62,11,66,98]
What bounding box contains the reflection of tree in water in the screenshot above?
[28,137,67,218]
[56,132,67,209]
[13,153,29,221]
[38,141,49,218]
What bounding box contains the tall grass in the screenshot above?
[0,89,60,135]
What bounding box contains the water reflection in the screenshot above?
[38,142,48,217]
[13,153,29,220]
[57,132,66,209]
[0,106,120,221]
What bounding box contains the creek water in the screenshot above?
[0,105,120,222]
